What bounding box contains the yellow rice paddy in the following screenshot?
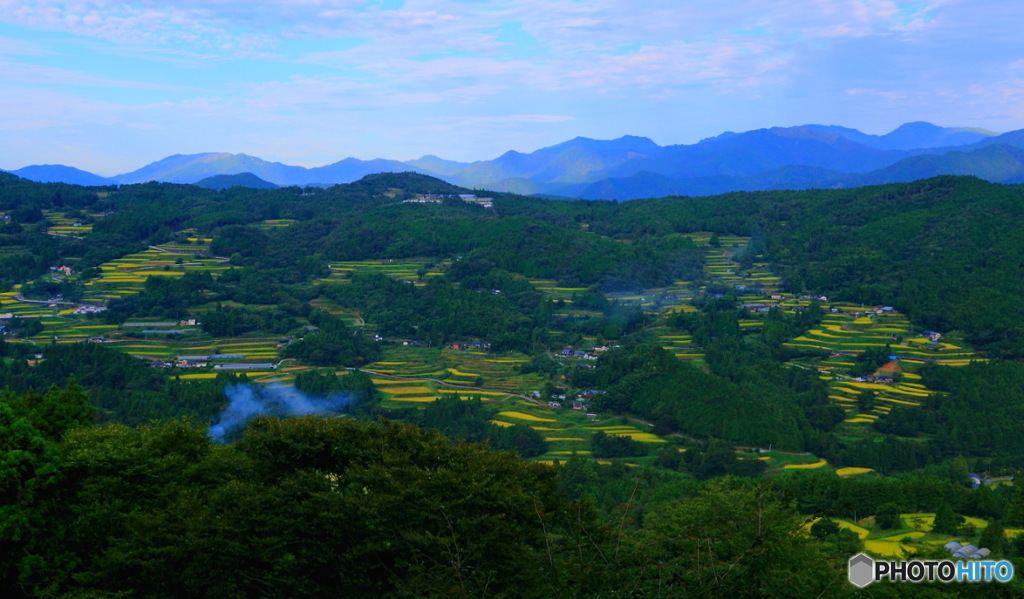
[497,411,557,422]
[836,467,874,477]
[783,458,828,469]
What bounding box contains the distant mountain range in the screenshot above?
[7,121,1024,200]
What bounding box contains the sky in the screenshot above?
[0,0,1021,175]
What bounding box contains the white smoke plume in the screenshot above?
[207,383,353,443]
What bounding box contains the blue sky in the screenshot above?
[0,0,1021,175]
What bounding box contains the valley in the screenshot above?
[2,170,1024,595]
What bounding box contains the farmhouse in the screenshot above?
[459,194,495,209]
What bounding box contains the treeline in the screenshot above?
[0,342,232,425]
[579,342,812,449]
[893,361,1024,458]
[3,406,1023,598]
[281,310,381,366]
[324,272,538,351]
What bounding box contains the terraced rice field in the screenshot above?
[781,307,983,426]
[650,327,704,363]
[80,248,229,303]
[742,262,783,293]
[324,258,449,286]
[704,252,745,288]
[48,224,92,235]
[804,517,869,539]
[94,335,283,363]
[785,313,906,353]
[864,536,917,558]
[782,458,829,470]
[584,424,666,443]
[371,377,440,403]
[0,289,52,318]
[896,513,990,534]
[258,219,298,229]
[365,345,545,395]
[43,210,97,237]
[498,411,557,423]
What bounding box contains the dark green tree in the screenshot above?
[875,502,900,530]
[624,478,849,598]
[933,503,963,535]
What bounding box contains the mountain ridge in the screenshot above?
[6,122,1015,198]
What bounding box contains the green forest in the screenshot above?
[3,170,1024,596]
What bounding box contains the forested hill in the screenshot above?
[504,176,1024,356]
[1,172,1022,354]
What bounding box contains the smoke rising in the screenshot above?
[208,383,353,443]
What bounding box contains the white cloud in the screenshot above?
[844,88,908,100]
[0,57,193,90]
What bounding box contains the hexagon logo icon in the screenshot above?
[848,553,875,588]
